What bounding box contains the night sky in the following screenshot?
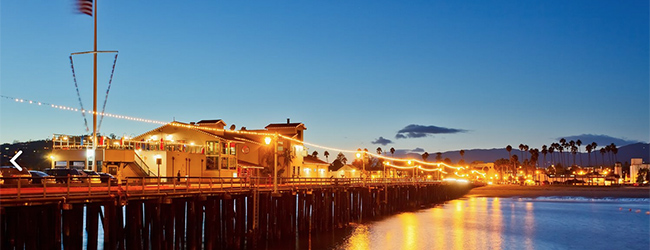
[1,1,648,155]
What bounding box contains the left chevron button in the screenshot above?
[10,150,23,171]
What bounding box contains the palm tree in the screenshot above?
[559,138,568,166]
[585,144,592,167]
[548,145,555,167]
[324,151,330,163]
[518,144,525,163]
[610,143,618,164]
[569,140,576,166]
[435,152,442,162]
[550,143,559,166]
[422,152,429,162]
[541,145,548,169]
[557,144,564,168]
[376,147,383,156]
[599,148,606,167]
[280,147,295,177]
[605,145,612,166]
[570,145,577,167]
[524,145,530,162]
[591,142,598,166]
[390,147,395,158]
[311,151,318,159]
[511,154,519,178]
[459,149,465,163]
[526,148,539,175]
[576,139,583,166]
[506,145,512,174]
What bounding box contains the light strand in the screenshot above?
[4,94,485,175]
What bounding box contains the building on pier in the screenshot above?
[50,118,311,180]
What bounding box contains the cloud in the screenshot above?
[410,147,425,153]
[396,124,468,139]
[557,134,642,147]
[381,148,430,158]
[371,136,393,146]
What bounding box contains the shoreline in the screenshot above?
[466,184,650,199]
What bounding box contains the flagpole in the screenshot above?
[92,0,98,171]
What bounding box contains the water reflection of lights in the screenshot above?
[490,197,503,250]
[398,213,419,250]
[452,200,465,250]
[345,225,370,250]
[524,202,535,249]
[338,198,525,250]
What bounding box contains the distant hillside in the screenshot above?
[0,140,52,170]
[395,143,649,165]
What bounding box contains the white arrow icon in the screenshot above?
[10,150,23,171]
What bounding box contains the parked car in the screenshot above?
[29,170,57,185]
[97,172,117,184]
[44,168,83,183]
[565,179,586,184]
[0,166,32,185]
[81,170,103,184]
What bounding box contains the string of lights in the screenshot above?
[278,134,466,170]
[382,161,447,173]
[1,95,168,125]
[3,94,485,176]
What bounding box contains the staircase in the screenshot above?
[132,152,156,177]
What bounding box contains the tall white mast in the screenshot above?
[91,0,98,171]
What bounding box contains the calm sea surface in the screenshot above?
[274,197,650,250]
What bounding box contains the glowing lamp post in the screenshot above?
[265,134,279,195]
[356,149,367,185]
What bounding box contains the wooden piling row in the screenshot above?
[0,183,472,249]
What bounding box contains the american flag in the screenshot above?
[78,0,93,16]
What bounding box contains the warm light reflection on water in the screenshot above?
[331,197,649,250]
[344,225,370,250]
[489,197,503,250]
[524,202,535,250]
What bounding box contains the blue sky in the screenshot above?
[1,1,648,154]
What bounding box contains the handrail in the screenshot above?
[133,151,155,177]
[0,176,462,203]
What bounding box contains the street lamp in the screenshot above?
[265,133,279,195]
[49,155,55,169]
[356,149,367,184]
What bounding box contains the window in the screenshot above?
[206,157,218,170]
[221,157,228,169]
[229,143,236,155]
[205,141,221,156]
[229,157,237,170]
[71,161,85,168]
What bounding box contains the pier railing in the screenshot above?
[0,176,446,205]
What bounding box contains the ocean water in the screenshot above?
[290,197,650,250]
[81,197,649,249]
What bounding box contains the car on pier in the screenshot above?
[29,170,57,185]
[44,168,83,184]
[0,166,32,185]
[97,172,117,184]
[81,170,103,184]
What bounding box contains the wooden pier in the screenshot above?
[0,178,474,249]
